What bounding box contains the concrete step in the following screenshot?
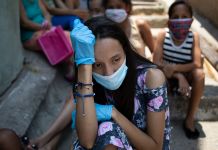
[170,120,218,150]
[0,50,56,136]
[132,1,166,15]
[130,15,168,28]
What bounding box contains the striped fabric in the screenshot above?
[163,31,193,64]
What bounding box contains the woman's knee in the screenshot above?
[0,128,17,140]
[23,39,41,51]
[192,68,205,81]
[0,128,22,149]
[23,31,45,51]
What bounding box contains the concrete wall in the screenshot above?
[0,0,23,94]
[187,0,218,27]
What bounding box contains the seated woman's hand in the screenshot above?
[177,74,191,97]
[70,19,95,66]
[95,103,113,121]
[41,20,52,30]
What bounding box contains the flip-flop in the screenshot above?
[183,121,200,139]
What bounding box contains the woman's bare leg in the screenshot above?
[185,68,205,131]
[23,31,46,51]
[29,95,75,149]
[37,134,61,150]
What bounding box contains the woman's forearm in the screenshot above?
[39,0,52,22]
[54,0,68,8]
[174,63,196,73]
[47,7,72,15]
[76,65,98,149]
[20,20,42,31]
[112,108,163,150]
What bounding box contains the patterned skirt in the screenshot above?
[73,121,133,150]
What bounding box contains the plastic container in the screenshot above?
[38,26,73,65]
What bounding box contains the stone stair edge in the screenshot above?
[0,51,57,136]
[131,0,166,15]
[130,15,168,28]
[130,14,168,18]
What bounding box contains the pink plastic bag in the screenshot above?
[38,26,74,65]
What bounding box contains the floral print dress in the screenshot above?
[73,64,171,150]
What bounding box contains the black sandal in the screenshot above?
[20,135,38,150]
[183,122,200,139]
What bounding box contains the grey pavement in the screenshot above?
[171,121,218,150]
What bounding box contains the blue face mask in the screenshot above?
[92,58,128,90]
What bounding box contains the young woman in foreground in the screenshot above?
[72,16,170,150]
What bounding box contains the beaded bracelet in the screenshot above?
[74,92,95,116]
[74,82,94,90]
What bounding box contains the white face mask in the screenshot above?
[92,58,128,90]
[105,9,128,23]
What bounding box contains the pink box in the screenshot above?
[38,26,74,65]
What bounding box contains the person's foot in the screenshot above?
[183,120,200,139]
[29,138,47,149]
[20,136,38,150]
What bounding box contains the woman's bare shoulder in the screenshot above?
[145,68,166,89]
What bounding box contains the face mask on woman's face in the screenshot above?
[92,58,128,90]
[168,18,193,41]
[105,9,128,23]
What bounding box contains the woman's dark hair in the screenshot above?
[102,0,132,13]
[85,16,154,120]
[168,0,193,18]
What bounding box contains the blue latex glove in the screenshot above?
[71,103,113,129]
[95,103,113,121]
[70,19,95,66]
[71,110,76,129]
